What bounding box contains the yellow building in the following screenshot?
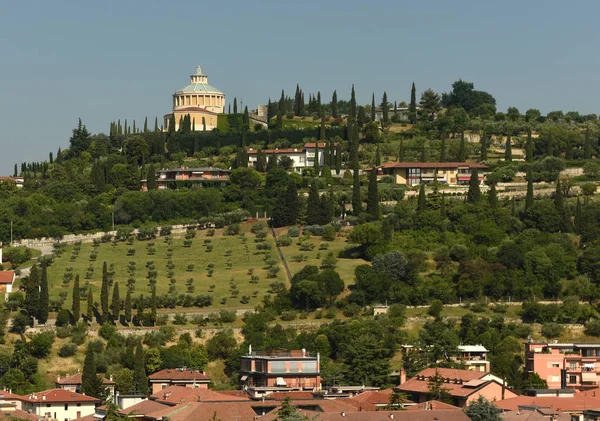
[370,162,487,187]
[164,66,225,131]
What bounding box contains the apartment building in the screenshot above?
[368,162,486,187]
[247,142,337,173]
[141,167,231,190]
[401,345,490,373]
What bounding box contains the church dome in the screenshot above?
[176,66,223,95]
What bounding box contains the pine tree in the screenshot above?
[526,129,534,162]
[526,169,534,211]
[306,181,321,225]
[331,91,338,118]
[335,143,342,175]
[408,82,417,124]
[458,131,466,162]
[82,347,105,399]
[24,265,40,321]
[132,120,136,133]
[143,117,148,133]
[111,282,120,322]
[13,164,17,177]
[375,143,381,166]
[124,289,132,324]
[154,117,159,132]
[150,285,157,326]
[439,137,446,162]
[382,92,389,124]
[488,183,498,209]
[366,168,379,220]
[371,93,376,121]
[417,183,426,213]
[279,90,285,115]
[314,141,320,174]
[319,108,326,140]
[101,262,109,320]
[505,131,512,162]
[574,196,582,234]
[233,97,238,114]
[38,262,49,324]
[72,274,80,323]
[87,290,94,321]
[480,129,488,161]
[134,342,149,394]
[168,114,176,133]
[284,180,299,226]
[467,170,481,203]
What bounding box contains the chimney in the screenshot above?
[42,396,46,401]
[389,414,394,419]
[430,402,434,410]
[340,412,345,417]
[399,369,406,385]
[57,375,61,382]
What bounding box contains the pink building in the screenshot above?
[148,368,210,394]
[526,342,600,390]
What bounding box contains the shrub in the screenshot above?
[343,303,362,317]
[173,314,187,325]
[55,309,72,328]
[280,311,297,321]
[98,323,117,340]
[58,343,78,358]
[299,241,315,251]
[541,322,564,339]
[225,224,241,236]
[585,320,600,337]
[322,225,337,241]
[288,226,300,237]
[428,300,444,318]
[277,235,292,247]
[319,242,329,250]
[219,310,237,323]
[251,222,266,234]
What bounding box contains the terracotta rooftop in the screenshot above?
[248,148,304,155]
[285,409,471,421]
[0,409,41,421]
[304,142,338,148]
[120,399,172,416]
[148,368,210,382]
[56,373,114,385]
[495,395,600,412]
[405,400,461,411]
[348,389,396,407]
[501,409,570,421]
[21,389,100,404]
[151,385,248,403]
[265,391,315,400]
[138,401,258,421]
[0,272,15,285]
[397,368,494,398]
[371,162,487,170]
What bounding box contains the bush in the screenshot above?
[343,303,362,317]
[98,323,117,340]
[58,343,78,358]
[322,225,337,241]
[280,311,297,321]
[428,300,443,318]
[219,310,237,323]
[541,322,564,339]
[173,314,187,325]
[585,320,600,337]
[288,226,300,237]
[55,309,72,328]
[28,332,55,358]
[224,224,241,236]
[277,235,292,247]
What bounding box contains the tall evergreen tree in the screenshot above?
[584,127,593,159]
[467,170,481,203]
[366,168,379,220]
[371,93,376,121]
[331,91,338,118]
[547,129,554,157]
[284,180,299,226]
[510,196,517,216]
[526,169,534,211]
[458,132,466,161]
[146,165,156,190]
[335,143,342,175]
[202,117,206,131]
[319,108,327,140]
[266,153,277,172]
[417,183,426,213]
[420,141,426,162]
[440,193,446,218]
[398,139,405,162]
[505,131,512,162]
[233,97,238,114]
[101,262,109,320]
[111,282,120,322]
[279,90,285,114]
[87,290,94,321]
[306,181,321,225]
[480,129,488,161]
[554,178,572,232]
[24,265,40,320]
[243,106,250,130]
[375,143,381,166]
[314,141,320,174]
[488,183,498,209]
[150,285,157,326]
[574,196,582,234]
[124,288,132,325]
[132,120,136,133]
[134,342,149,394]
[382,92,389,124]
[154,117,159,132]
[439,137,446,162]
[82,347,105,399]
[143,117,148,133]
[13,164,17,177]
[408,82,417,124]
[526,129,534,162]
[72,274,80,323]
[38,262,49,324]
[168,114,176,133]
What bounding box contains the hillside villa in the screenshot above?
[366,162,486,187]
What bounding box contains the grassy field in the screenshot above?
[45,225,286,310]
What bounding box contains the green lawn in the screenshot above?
[45,226,285,310]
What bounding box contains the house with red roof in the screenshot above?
[397,368,517,408]
[20,389,100,421]
[248,142,339,173]
[0,271,15,300]
[56,373,115,397]
[148,368,210,394]
[366,161,487,187]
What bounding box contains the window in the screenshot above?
[47,404,51,408]
[271,361,287,373]
[64,404,68,410]
[569,375,578,384]
[303,361,318,373]
[551,363,560,368]
[569,362,578,370]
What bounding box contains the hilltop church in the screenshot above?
[164,66,225,131]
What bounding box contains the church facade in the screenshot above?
[164,66,225,131]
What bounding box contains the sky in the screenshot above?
[1,0,599,173]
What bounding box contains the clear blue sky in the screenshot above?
[1,0,599,173]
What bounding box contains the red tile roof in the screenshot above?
[495,395,600,412]
[148,369,210,382]
[151,385,248,403]
[120,399,172,416]
[0,272,14,285]
[0,409,42,421]
[21,389,100,404]
[248,148,304,154]
[397,369,493,398]
[501,409,570,421]
[56,373,114,385]
[348,389,397,406]
[266,391,315,400]
[405,400,461,411]
[367,162,487,171]
[145,401,258,421]
[304,142,338,148]
[290,409,470,421]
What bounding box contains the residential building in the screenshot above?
[525,342,600,390]
[55,373,115,397]
[240,348,321,398]
[0,177,24,189]
[0,271,15,300]
[147,368,210,394]
[247,142,337,173]
[164,66,225,132]
[401,345,490,373]
[495,391,600,420]
[367,162,487,187]
[150,385,248,404]
[397,368,517,408]
[374,106,421,122]
[141,167,230,190]
[20,389,99,421]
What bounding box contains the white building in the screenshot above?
[21,389,99,421]
[247,142,337,173]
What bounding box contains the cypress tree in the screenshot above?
[82,347,105,399]
[440,193,446,218]
[192,118,196,132]
[111,282,120,322]
[314,141,320,174]
[526,129,534,162]
[554,178,571,232]
[256,149,267,172]
[87,290,94,321]
[306,181,321,225]
[13,164,17,177]
[375,143,381,166]
[574,196,582,234]
[547,129,554,157]
[134,342,149,394]
[417,183,426,213]
[38,262,49,324]
[146,165,156,190]
[584,127,593,160]
[439,137,446,162]
[124,289,132,324]
[243,106,250,130]
[168,114,176,133]
[335,143,342,175]
[132,120,136,133]
[458,131,466,161]
[233,98,238,114]
[72,274,80,323]
[143,117,148,133]
[366,168,379,220]
[294,84,301,116]
[382,92,389,124]
[228,104,231,114]
[266,153,277,172]
[398,139,405,162]
[371,93,376,121]
[331,91,338,118]
[420,142,426,162]
[279,90,285,114]
[349,85,357,119]
[480,129,488,161]
[202,117,206,131]
[319,108,326,140]
[510,196,517,216]
[488,183,498,209]
[150,285,157,326]
[101,262,109,320]
[24,265,40,321]
[124,119,128,134]
[526,169,534,210]
[409,82,417,124]
[505,131,512,162]
[566,139,574,160]
[154,117,159,132]
[467,170,481,203]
